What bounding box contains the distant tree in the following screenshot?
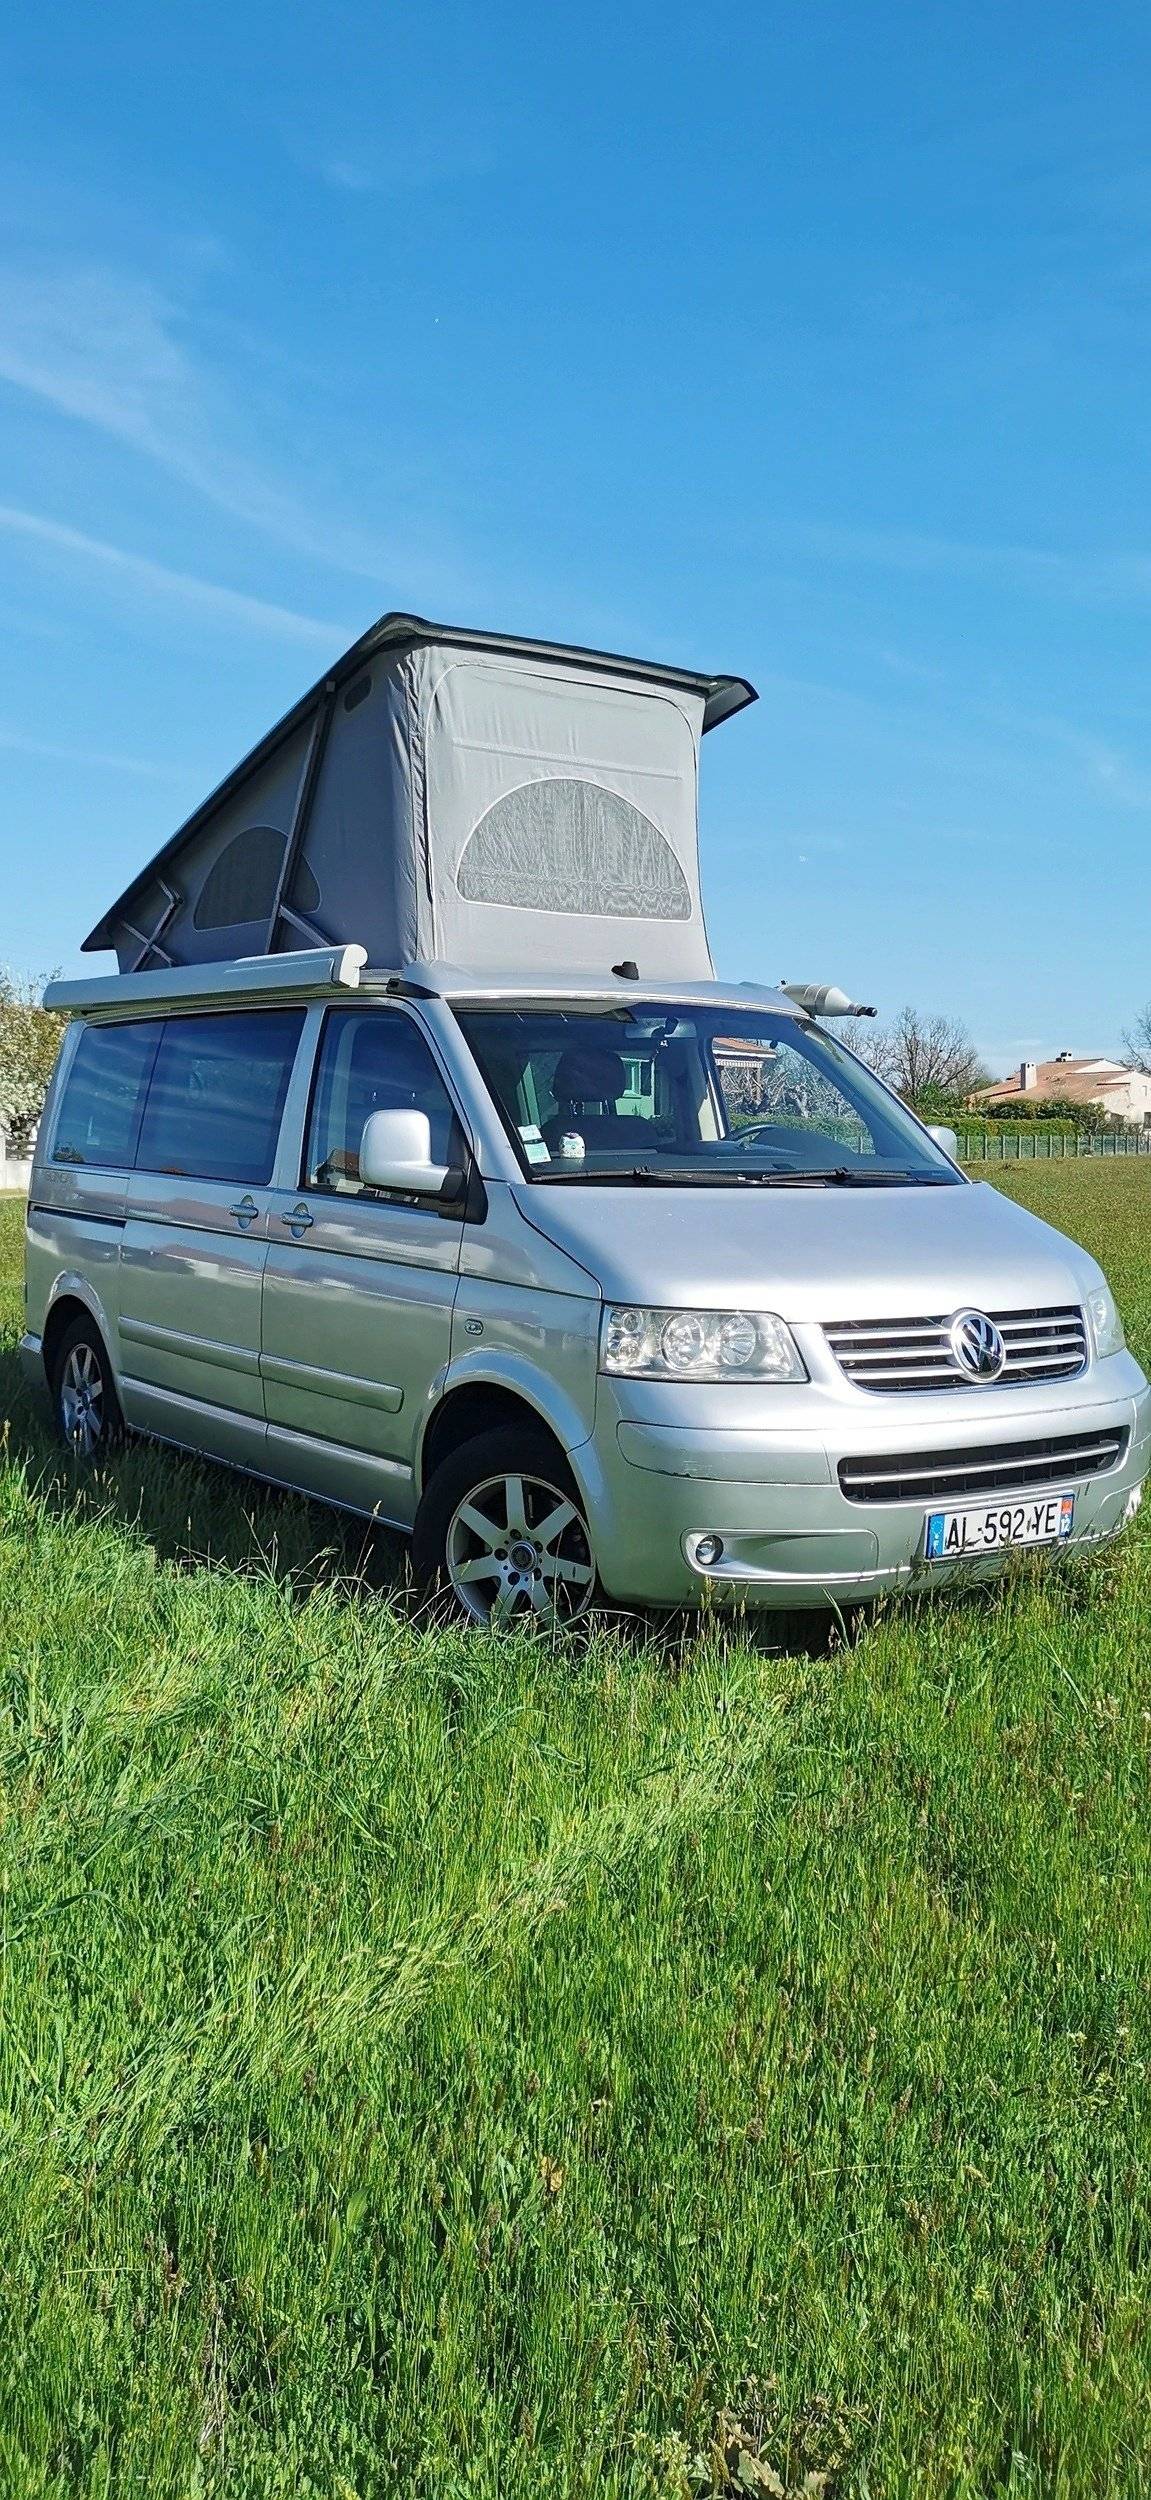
[851,1005,990,1110]
[1123,1005,1151,1075]
[0,972,66,1154]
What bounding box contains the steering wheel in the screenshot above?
[724,1125,804,1168]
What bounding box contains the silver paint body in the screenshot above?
[22,972,1151,1610]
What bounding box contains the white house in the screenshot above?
[974,1053,1151,1126]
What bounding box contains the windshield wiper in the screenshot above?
[527,1164,957,1189]
[715,1166,955,1188]
[529,1166,765,1187]
[527,1166,700,1185]
[821,1167,956,1187]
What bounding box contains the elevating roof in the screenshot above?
[84,611,758,979]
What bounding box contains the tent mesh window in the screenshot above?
[193,827,321,931]
[456,778,692,920]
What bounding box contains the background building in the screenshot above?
[974,1054,1151,1126]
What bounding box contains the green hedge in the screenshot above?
[972,1097,1101,1130]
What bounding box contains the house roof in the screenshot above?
[975,1056,1144,1106]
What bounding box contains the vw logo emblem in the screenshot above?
[948,1308,1006,1382]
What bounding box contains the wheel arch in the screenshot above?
[419,1379,570,1496]
[41,1279,117,1382]
[417,1352,601,1501]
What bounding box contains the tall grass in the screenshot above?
[0,1169,1148,2497]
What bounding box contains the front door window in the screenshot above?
[304,1010,463,1196]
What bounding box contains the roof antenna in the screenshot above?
[612,959,639,980]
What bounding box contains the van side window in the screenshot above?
[305,1010,463,1195]
[52,1021,159,1169]
[135,1010,305,1185]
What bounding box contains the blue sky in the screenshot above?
[2,1,1149,1070]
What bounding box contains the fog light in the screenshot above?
[694,1533,725,1568]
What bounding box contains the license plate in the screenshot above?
[925,1492,1075,1560]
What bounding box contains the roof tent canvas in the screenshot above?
[85,614,756,980]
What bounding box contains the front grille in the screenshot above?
[824,1305,1087,1392]
[838,1426,1127,1506]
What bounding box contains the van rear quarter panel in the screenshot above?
[24,1189,126,1375]
[24,1021,131,1356]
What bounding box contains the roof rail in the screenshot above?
[45,943,369,1017]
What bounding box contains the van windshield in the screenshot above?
[455,1003,963,1187]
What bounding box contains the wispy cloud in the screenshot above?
[752,656,1151,829]
[322,159,386,196]
[311,105,501,197]
[0,257,432,586]
[0,261,264,515]
[0,503,346,645]
[901,678,1151,813]
[782,519,1151,607]
[0,725,182,779]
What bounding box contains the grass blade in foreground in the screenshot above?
[0,1169,1148,2496]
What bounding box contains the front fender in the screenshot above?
[416,1334,611,1522]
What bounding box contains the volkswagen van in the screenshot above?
[21,946,1149,1627]
[21,614,1149,1625]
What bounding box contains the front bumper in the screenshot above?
[582,1358,1151,1608]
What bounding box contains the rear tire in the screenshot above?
[413,1427,596,1630]
[49,1315,125,1462]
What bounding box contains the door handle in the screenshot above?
[230,1195,260,1229]
[280,1202,314,1238]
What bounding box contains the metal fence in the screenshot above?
[957,1128,1151,1164]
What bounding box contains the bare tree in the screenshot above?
[851,1005,990,1106]
[1123,1006,1151,1075]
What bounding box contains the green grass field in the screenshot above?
[0,1164,1149,2499]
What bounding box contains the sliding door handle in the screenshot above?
[229,1195,260,1229]
[280,1202,314,1238]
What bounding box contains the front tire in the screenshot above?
[50,1315,124,1462]
[413,1427,596,1630]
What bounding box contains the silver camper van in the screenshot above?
[21,615,1149,1625]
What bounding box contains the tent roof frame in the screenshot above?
[83,612,757,958]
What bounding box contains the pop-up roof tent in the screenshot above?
[84,614,757,981]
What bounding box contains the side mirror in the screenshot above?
[359,1107,454,1196]
[926,1123,959,1160]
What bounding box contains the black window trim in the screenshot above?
[50,1016,161,1175]
[133,1004,308,1187]
[52,1004,309,1183]
[299,1002,484,1222]
[452,1000,939,1185]
[452,999,643,1182]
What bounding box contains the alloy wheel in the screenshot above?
[445,1469,594,1629]
[59,1341,106,1459]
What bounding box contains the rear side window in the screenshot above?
[52,1021,159,1169]
[135,1010,305,1185]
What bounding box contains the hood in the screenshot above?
[512,1177,1101,1319]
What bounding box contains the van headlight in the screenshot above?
[1086,1284,1125,1359]
[600,1304,807,1382]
